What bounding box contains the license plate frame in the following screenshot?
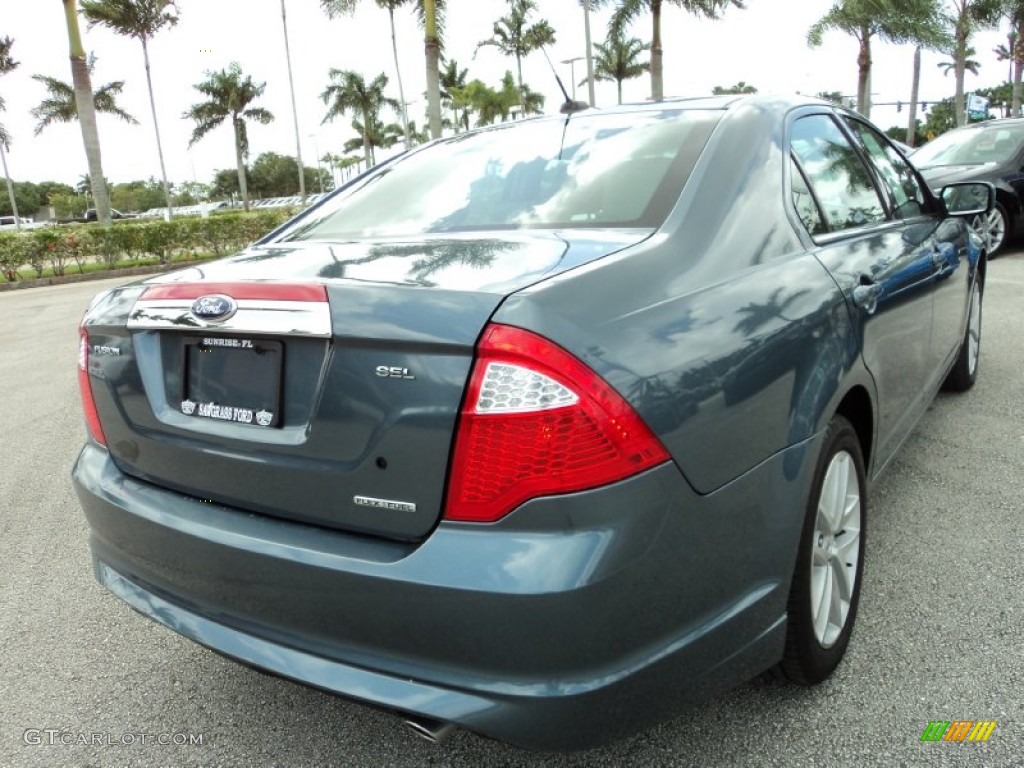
[179,336,283,427]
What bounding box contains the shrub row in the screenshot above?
[0,210,295,281]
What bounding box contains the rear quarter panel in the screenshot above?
[496,100,866,495]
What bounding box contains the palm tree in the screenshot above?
[994,4,1024,116]
[907,45,922,147]
[808,0,948,119]
[422,0,443,139]
[80,0,178,218]
[321,69,399,167]
[465,71,543,126]
[321,0,414,149]
[62,0,112,224]
[946,0,1006,126]
[30,58,138,135]
[938,45,980,76]
[476,0,556,111]
[603,0,743,103]
[0,36,21,230]
[184,63,274,211]
[343,115,404,162]
[440,58,468,132]
[589,31,648,104]
[320,1,446,140]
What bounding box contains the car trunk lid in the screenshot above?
[83,231,650,540]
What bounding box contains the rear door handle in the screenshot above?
[852,281,882,314]
[930,241,957,271]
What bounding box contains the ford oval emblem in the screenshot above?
[190,294,237,323]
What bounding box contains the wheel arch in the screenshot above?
[833,386,873,474]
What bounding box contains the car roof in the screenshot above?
[943,117,1024,134]
[440,93,832,143]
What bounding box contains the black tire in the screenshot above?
[971,202,1009,258]
[778,415,866,685]
[943,277,982,393]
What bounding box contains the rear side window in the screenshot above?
[283,110,721,239]
[791,114,886,233]
[845,118,927,219]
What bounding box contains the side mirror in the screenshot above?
[941,181,995,216]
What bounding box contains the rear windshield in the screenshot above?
[282,110,721,240]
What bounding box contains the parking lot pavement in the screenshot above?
[1,257,1022,767]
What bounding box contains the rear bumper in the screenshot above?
[73,441,815,749]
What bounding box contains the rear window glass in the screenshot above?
[282,110,721,240]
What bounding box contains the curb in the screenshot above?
[0,262,192,293]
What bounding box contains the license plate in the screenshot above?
[179,336,282,427]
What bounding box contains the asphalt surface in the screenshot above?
[1,251,1022,768]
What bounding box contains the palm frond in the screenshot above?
[0,36,19,76]
[609,0,649,39]
[80,0,179,40]
[30,72,136,135]
[320,0,359,19]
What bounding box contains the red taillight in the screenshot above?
[444,324,671,523]
[78,329,107,446]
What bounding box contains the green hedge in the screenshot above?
[0,209,295,281]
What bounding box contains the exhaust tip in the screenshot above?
[403,715,455,744]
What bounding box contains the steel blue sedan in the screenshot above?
[73,94,990,750]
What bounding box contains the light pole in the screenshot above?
[561,56,585,100]
[281,0,307,204]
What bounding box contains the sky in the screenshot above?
[0,0,1016,191]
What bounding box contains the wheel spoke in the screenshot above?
[813,562,832,642]
[967,283,981,375]
[832,544,857,602]
[828,561,847,636]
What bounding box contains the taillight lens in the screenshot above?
[78,329,107,446]
[445,324,670,523]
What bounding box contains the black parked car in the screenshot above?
[83,208,137,222]
[912,118,1024,256]
[74,94,992,750]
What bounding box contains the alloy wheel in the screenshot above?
[972,207,1006,254]
[810,450,862,649]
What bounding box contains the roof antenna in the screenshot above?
[540,46,590,115]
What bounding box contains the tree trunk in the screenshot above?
[141,37,173,220]
[387,6,411,150]
[617,78,623,105]
[281,0,306,204]
[1015,28,1023,117]
[0,143,21,231]
[954,19,969,127]
[424,0,442,139]
[516,54,524,113]
[583,0,595,106]
[650,0,663,101]
[233,117,249,210]
[361,109,372,167]
[906,46,921,147]
[63,0,111,226]
[856,26,872,117]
